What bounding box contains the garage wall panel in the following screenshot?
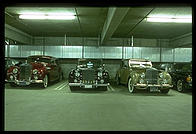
[9,45,20,57]
[84,46,103,58]
[161,48,174,62]
[62,46,82,58]
[104,47,122,59]
[45,46,63,58]
[21,45,43,57]
[141,47,160,62]
[174,48,192,62]
[5,45,8,57]
[5,45,192,62]
[124,47,132,59]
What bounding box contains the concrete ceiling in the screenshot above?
[5,6,192,40]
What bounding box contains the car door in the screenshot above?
[120,60,130,84]
[50,59,59,81]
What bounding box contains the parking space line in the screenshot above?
[54,82,68,90]
[108,85,115,92]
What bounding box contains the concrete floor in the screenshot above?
[4,80,192,131]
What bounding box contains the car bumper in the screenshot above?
[69,83,110,88]
[185,83,192,89]
[5,79,44,86]
[134,83,173,89]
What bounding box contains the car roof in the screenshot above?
[78,58,102,61]
[123,58,151,62]
[28,55,55,60]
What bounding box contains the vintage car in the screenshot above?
[68,59,110,90]
[6,55,63,88]
[115,59,173,93]
[169,63,192,92]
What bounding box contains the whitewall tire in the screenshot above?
[128,78,135,93]
[43,75,48,88]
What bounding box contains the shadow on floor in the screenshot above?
[70,87,108,94]
[112,84,175,97]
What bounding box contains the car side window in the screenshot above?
[122,60,128,68]
[51,60,56,65]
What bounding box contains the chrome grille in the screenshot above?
[145,68,158,84]
[19,64,32,81]
[82,69,96,81]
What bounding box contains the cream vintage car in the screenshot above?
[115,59,173,93]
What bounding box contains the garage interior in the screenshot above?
[4,4,192,131]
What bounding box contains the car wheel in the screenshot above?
[116,75,120,85]
[160,89,170,94]
[128,77,136,93]
[43,75,48,88]
[177,80,184,92]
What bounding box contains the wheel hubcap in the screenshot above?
[43,75,48,88]
[128,78,134,93]
[177,80,183,91]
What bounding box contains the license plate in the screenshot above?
[150,87,158,92]
[84,85,92,88]
[19,82,27,86]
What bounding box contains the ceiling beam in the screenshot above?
[100,7,129,45]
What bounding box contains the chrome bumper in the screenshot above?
[134,83,173,89]
[5,79,44,86]
[69,83,110,87]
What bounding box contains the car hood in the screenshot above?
[29,62,48,69]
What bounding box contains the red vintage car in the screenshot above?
[5,55,63,88]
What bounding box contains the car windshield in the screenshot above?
[27,57,50,63]
[174,63,192,73]
[129,60,152,68]
[182,64,192,73]
[78,59,102,68]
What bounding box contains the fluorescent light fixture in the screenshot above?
[19,14,76,20]
[146,17,192,23]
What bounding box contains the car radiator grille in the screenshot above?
[81,69,96,81]
[145,68,158,84]
[19,64,32,81]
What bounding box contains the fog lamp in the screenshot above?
[75,71,80,77]
[186,76,192,82]
[140,73,145,78]
[98,72,102,77]
[100,79,104,84]
[74,79,78,83]
[139,79,145,84]
[10,75,14,80]
[162,79,168,84]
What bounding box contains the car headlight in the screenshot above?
[13,68,18,74]
[33,69,38,74]
[159,73,164,79]
[75,71,80,77]
[140,73,145,78]
[162,79,168,84]
[46,67,51,70]
[34,75,38,80]
[98,72,102,77]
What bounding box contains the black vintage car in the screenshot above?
[68,59,110,90]
[170,63,192,92]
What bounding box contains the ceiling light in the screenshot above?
[19,14,76,20]
[146,17,192,23]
